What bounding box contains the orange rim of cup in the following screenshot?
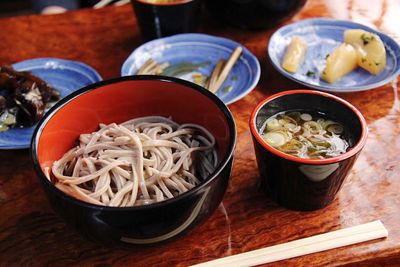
[249,89,368,165]
[136,0,194,6]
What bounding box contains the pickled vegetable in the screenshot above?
[344,29,386,75]
[0,65,60,131]
[321,43,358,83]
[282,36,307,73]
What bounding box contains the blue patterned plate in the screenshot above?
[268,18,400,92]
[0,58,102,149]
[121,33,260,105]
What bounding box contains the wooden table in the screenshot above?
[1,1,400,266]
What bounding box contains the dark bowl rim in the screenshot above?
[30,75,237,211]
[249,89,368,165]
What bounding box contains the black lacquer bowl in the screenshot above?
[204,0,307,30]
[250,90,368,211]
[31,75,236,245]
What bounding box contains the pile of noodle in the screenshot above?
[51,116,218,207]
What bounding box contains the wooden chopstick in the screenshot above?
[93,0,114,9]
[207,59,225,91]
[154,62,169,75]
[191,220,388,267]
[136,59,169,75]
[136,59,153,74]
[114,0,130,6]
[137,59,157,74]
[209,46,243,93]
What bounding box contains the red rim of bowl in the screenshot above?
[249,89,368,165]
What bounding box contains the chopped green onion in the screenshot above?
[280,139,303,152]
[306,71,316,77]
[300,113,312,121]
[303,121,322,133]
[266,118,280,131]
[361,33,374,45]
[263,132,287,147]
[284,123,297,130]
[327,124,344,134]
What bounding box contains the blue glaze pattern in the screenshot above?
[0,58,102,149]
[122,33,260,105]
[268,18,400,92]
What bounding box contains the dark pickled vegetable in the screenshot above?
[0,65,60,130]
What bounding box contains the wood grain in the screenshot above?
[1,1,400,266]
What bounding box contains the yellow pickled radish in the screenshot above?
[344,29,386,75]
[282,36,307,73]
[321,43,358,83]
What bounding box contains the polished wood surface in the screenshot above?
[1,1,400,266]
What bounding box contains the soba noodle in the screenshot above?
[51,116,218,207]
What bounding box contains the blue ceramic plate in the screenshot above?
[121,33,260,105]
[0,58,102,149]
[268,18,400,92]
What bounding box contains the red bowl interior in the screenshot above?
[36,78,233,172]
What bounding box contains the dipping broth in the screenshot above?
[260,110,353,159]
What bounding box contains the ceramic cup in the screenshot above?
[249,90,368,211]
[131,0,201,41]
